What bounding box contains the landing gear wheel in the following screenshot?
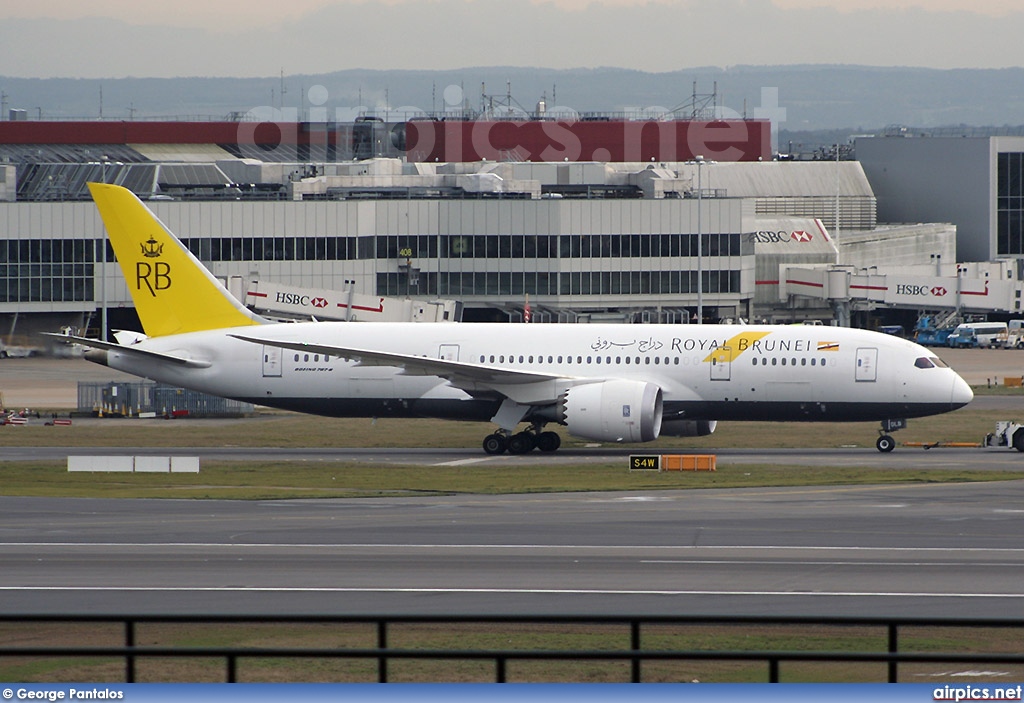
[876,434,896,453]
[483,433,508,455]
[507,432,536,454]
[535,431,561,453]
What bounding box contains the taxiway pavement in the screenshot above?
[1,481,1023,617]
[2,351,1023,618]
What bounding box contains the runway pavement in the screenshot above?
[1,481,1022,617]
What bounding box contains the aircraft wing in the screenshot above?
[42,333,212,368]
[229,333,572,387]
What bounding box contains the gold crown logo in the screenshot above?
[141,236,164,258]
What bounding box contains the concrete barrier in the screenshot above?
[68,456,200,473]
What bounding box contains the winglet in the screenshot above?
[88,183,264,337]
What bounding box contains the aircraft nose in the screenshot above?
[951,372,974,408]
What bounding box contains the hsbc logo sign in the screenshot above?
[895,284,948,297]
[275,292,332,308]
[747,230,814,244]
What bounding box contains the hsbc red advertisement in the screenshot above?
[881,276,992,307]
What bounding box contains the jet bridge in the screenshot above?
[779,264,1024,317]
[236,279,462,323]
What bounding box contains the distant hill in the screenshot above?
[3,65,1024,137]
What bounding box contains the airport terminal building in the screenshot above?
[0,117,999,347]
[857,131,1024,263]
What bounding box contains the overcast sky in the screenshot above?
[2,0,1022,79]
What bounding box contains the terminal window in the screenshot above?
[997,152,1024,255]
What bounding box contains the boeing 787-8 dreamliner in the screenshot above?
[58,183,973,454]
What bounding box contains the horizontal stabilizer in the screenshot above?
[43,333,211,368]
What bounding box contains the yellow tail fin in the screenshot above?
[88,183,263,337]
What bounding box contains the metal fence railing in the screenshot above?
[77,381,254,418]
[1,614,1022,683]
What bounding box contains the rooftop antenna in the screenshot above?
[0,92,7,120]
[279,69,287,110]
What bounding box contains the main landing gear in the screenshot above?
[876,418,907,453]
[483,424,562,455]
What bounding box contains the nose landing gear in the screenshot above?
[876,418,907,453]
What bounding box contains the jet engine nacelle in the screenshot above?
[660,419,717,437]
[561,380,663,443]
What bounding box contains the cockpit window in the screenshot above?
[914,357,935,369]
[930,357,949,368]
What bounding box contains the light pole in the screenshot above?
[695,155,704,325]
[100,156,108,342]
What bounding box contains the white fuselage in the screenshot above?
[95,322,972,427]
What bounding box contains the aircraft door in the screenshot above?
[855,347,878,382]
[438,344,460,361]
[262,345,283,377]
[710,346,731,381]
